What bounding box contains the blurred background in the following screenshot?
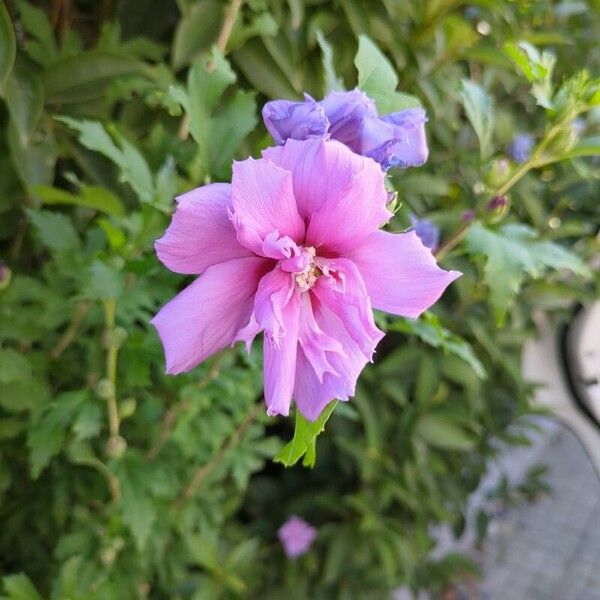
[0,0,599,598]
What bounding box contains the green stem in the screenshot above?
[103,299,120,440]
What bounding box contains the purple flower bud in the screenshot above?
[278,516,317,559]
[262,89,429,171]
[409,214,439,251]
[0,261,5,282]
[461,209,476,223]
[360,108,429,170]
[262,94,329,145]
[486,195,508,211]
[508,133,534,164]
[319,89,377,148]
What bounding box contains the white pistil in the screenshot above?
[294,246,319,292]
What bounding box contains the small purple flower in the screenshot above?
[262,94,329,145]
[409,214,439,251]
[278,516,317,559]
[0,261,6,282]
[262,89,428,171]
[508,133,534,164]
[151,138,460,420]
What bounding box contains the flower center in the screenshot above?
[280,245,320,292]
[294,246,320,292]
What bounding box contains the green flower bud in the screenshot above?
[96,378,115,400]
[119,397,137,419]
[105,434,127,459]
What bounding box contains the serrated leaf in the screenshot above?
[354,35,421,113]
[415,413,474,451]
[461,80,494,160]
[466,223,590,325]
[273,400,338,468]
[56,117,154,203]
[0,1,16,96]
[27,209,80,252]
[27,390,87,478]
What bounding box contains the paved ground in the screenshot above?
[479,425,600,600]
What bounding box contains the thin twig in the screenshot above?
[172,403,260,511]
[103,299,120,441]
[50,301,92,360]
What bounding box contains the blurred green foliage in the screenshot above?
[0,0,599,598]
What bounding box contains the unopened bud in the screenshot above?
[96,378,115,400]
[105,434,127,459]
[485,195,510,223]
[461,210,476,223]
[0,262,11,290]
[119,397,137,419]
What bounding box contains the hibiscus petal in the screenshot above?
[151,257,269,374]
[293,301,368,421]
[230,159,305,254]
[253,266,295,347]
[297,293,345,383]
[263,138,391,251]
[155,183,252,275]
[346,230,461,318]
[264,290,300,417]
[313,258,384,359]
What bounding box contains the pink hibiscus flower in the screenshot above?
[151,138,460,421]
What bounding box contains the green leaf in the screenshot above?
[1,573,42,600]
[210,90,257,177]
[415,413,475,451]
[172,0,223,69]
[4,67,44,138]
[0,0,16,95]
[56,117,154,203]
[16,0,58,66]
[316,29,343,93]
[0,350,49,413]
[32,185,125,216]
[117,457,157,551]
[83,260,124,301]
[466,223,590,325]
[27,391,87,478]
[273,400,338,468]
[354,35,421,113]
[27,209,80,252]
[231,38,299,99]
[389,314,486,378]
[42,53,144,105]
[503,41,555,108]
[460,80,494,160]
[187,50,237,170]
